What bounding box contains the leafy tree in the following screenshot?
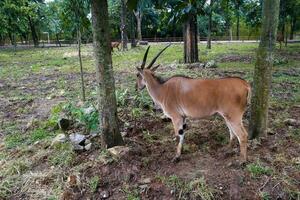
[232,0,244,40]
[91,0,124,147]
[250,0,280,139]
[42,0,63,46]
[133,0,152,41]
[61,0,90,101]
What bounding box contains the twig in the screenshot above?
[272,181,282,191]
[259,177,271,191]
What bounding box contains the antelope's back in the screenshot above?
[166,77,250,117]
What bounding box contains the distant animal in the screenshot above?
[277,33,284,49]
[111,41,121,51]
[135,45,251,163]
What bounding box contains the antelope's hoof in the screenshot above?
[172,156,180,163]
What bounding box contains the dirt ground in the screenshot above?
[0,44,299,200]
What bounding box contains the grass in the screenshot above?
[49,143,75,167]
[246,161,273,178]
[0,42,299,199]
[157,175,216,200]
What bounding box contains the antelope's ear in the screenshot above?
[136,67,144,77]
[151,64,160,72]
[136,67,142,73]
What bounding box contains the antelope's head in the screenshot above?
[135,44,171,90]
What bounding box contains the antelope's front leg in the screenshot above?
[171,116,184,163]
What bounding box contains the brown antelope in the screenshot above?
[111,41,121,51]
[135,45,251,163]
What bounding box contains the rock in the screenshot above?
[284,118,300,126]
[67,174,80,187]
[69,133,86,145]
[83,106,95,115]
[58,118,71,131]
[186,62,205,69]
[52,134,67,145]
[108,146,130,158]
[85,143,92,150]
[24,116,35,132]
[100,190,109,199]
[140,177,151,184]
[205,60,217,68]
[121,131,128,137]
[139,41,148,45]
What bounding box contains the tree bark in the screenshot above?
[28,16,39,47]
[249,0,280,139]
[207,8,212,49]
[289,17,296,40]
[77,29,86,102]
[134,10,142,41]
[120,0,128,50]
[130,12,136,48]
[236,5,240,40]
[184,13,199,63]
[91,0,124,148]
[56,33,61,47]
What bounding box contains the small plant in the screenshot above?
[4,133,25,149]
[259,191,271,200]
[29,128,52,143]
[246,162,273,178]
[133,91,153,109]
[116,88,129,106]
[189,177,214,200]
[49,143,75,167]
[89,176,100,193]
[63,102,99,132]
[121,186,140,200]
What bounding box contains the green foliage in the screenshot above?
[116,88,129,106]
[63,102,99,131]
[89,176,100,193]
[246,162,273,178]
[121,186,140,200]
[259,192,271,200]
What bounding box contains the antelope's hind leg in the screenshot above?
[171,116,184,163]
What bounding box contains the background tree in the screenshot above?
[120,0,128,50]
[61,0,90,101]
[232,0,244,40]
[133,0,152,41]
[205,0,216,49]
[170,0,205,63]
[91,0,124,147]
[249,0,280,139]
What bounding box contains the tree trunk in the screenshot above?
[134,10,142,41]
[120,0,128,50]
[56,33,61,47]
[249,0,280,139]
[28,16,39,47]
[184,13,199,63]
[91,0,124,148]
[289,17,296,40]
[207,9,212,49]
[130,12,136,48]
[236,5,240,40]
[77,29,86,102]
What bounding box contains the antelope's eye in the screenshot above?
[136,73,140,77]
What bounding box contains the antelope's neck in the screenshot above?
[145,75,163,104]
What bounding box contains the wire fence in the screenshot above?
[1,34,299,49]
